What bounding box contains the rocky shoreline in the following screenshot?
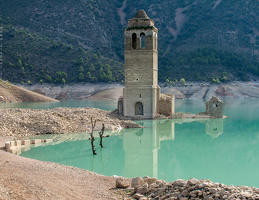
[0,107,140,139]
[116,176,259,200]
[21,81,259,100]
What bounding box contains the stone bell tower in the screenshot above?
[123,10,160,118]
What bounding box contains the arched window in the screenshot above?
[132,33,137,49]
[135,102,143,115]
[140,33,146,48]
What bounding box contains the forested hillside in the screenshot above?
[2,20,123,84]
[1,0,259,83]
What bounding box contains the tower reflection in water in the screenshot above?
[122,118,224,179]
[20,118,225,182]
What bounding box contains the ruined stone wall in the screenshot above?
[158,94,175,116]
[205,96,224,118]
[117,97,123,115]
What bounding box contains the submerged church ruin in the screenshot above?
[118,10,174,119]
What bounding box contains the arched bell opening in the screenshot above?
[132,33,137,49]
[140,32,146,48]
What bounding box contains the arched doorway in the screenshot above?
[135,102,143,115]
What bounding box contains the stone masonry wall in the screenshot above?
[205,96,224,118]
[159,94,175,116]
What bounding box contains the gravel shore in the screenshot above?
[0,137,126,200]
[0,107,140,139]
[0,107,139,200]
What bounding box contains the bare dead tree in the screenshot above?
[89,117,97,155]
[99,123,109,148]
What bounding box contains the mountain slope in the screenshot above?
[0,80,58,103]
[1,0,259,83]
[2,22,123,84]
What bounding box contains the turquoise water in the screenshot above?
[19,99,259,187]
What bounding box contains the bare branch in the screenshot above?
[99,123,109,148]
[89,117,97,155]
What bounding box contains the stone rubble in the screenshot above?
[116,176,259,200]
[116,177,130,188]
[0,107,141,138]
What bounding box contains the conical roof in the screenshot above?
[134,10,150,19]
[127,9,155,29]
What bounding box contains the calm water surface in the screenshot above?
[17,99,259,187]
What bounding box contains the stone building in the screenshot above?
[205,96,224,118]
[118,10,174,118]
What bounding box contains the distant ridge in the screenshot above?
[0,81,59,103]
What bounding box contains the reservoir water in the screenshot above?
[12,99,259,188]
